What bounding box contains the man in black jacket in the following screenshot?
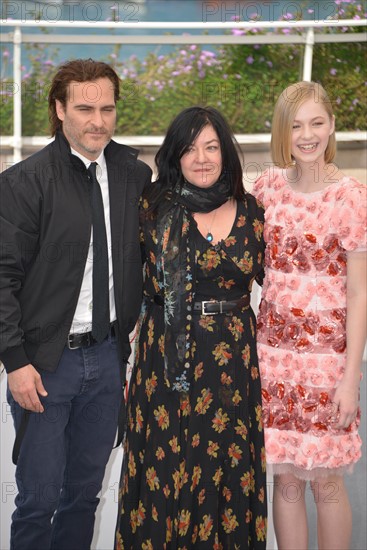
[0,58,152,550]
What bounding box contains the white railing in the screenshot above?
[1,18,367,163]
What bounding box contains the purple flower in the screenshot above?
[352,98,359,105]
[3,50,10,57]
[246,56,254,64]
[330,68,337,75]
[232,29,245,36]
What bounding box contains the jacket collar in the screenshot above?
[54,130,139,169]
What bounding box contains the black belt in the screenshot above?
[193,295,250,315]
[152,294,250,315]
[67,324,115,350]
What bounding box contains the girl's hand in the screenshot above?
[332,378,359,429]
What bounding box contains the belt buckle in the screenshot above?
[202,300,221,315]
[67,334,79,350]
[66,334,81,350]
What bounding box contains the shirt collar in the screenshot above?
[71,148,106,171]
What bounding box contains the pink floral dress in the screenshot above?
[253,169,366,479]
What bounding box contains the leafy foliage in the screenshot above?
[1,1,366,136]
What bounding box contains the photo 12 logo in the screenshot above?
[201,2,340,23]
[1,2,141,24]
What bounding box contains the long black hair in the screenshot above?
[148,106,245,209]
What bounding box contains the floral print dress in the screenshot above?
[253,169,366,479]
[115,195,267,549]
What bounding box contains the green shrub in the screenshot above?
[1,1,366,136]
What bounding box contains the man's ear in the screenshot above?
[55,99,65,122]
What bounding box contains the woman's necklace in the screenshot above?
[204,208,218,242]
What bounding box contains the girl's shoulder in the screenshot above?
[324,174,366,203]
[329,175,366,252]
[252,167,286,203]
[339,174,366,191]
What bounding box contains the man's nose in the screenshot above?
[91,110,104,127]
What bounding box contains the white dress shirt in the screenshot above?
[69,149,116,334]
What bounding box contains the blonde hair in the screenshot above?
[270,81,336,168]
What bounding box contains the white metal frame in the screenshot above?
[1,19,367,163]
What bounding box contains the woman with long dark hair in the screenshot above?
[115,106,267,549]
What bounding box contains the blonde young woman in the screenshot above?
[253,81,366,550]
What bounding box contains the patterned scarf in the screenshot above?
[156,177,232,392]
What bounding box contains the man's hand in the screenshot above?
[8,364,48,412]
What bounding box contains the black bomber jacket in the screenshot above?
[0,131,152,373]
